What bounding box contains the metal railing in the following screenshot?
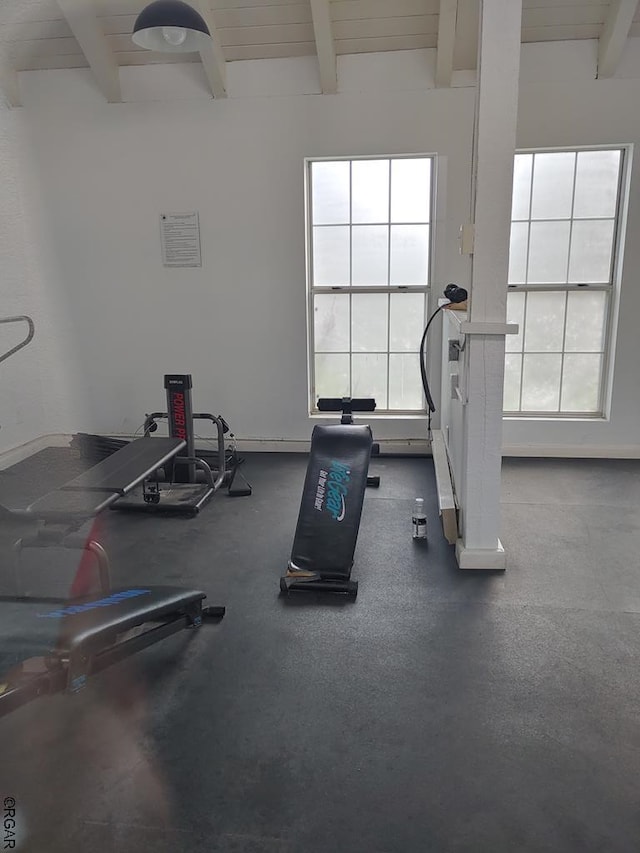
[0,316,35,365]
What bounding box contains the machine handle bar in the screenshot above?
[0,316,35,365]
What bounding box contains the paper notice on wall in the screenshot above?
[160,212,202,267]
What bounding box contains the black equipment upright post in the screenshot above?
[164,375,196,483]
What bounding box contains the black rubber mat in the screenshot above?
[0,447,639,853]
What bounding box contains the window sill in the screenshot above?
[503,415,610,423]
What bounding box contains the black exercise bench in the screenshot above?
[280,398,378,598]
[0,585,223,718]
[0,437,226,718]
[8,437,189,596]
[27,436,187,520]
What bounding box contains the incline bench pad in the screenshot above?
[0,586,207,713]
[27,437,187,519]
[289,424,372,578]
[60,437,186,494]
[51,586,205,653]
[0,587,205,659]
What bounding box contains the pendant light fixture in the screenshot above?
[132,0,212,53]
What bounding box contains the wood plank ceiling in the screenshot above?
[0,0,637,104]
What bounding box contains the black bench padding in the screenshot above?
[288,424,372,579]
[27,437,186,520]
[52,586,205,654]
[59,436,186,494]
[0,586,209,716]
[317,398,376,412]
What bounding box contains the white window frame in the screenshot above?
[504,143,632,420]
[305,154,436,416]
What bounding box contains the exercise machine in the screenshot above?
[280,397,378,598]
[0,586,223,718]
[0,317,226,718]
[88,374,251,516]
[0,437,227,718]
[0,315,34,366]
[0,315,110,597]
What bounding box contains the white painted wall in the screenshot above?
[3,39,640,454]
[0,103,74,456]
[13,53,473,445]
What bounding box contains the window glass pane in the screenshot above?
[390,225,430,285]
[311,161,350,224]
[506,291,525,353]
[352,225,389,286]
[314,294,350,352]
[352,160,389,223]
[352,293,388,351]
[315,354,350,399]
[308,157,434,412]
[512,154,533,220]
[561,353,602,412]
[502,148,623,417]
[352,353,387,407]
[508,222,529,285]
[523,290,566,352]
[503,354,522,411]
[565,291,607,353]
[531,152,576,220]
[568,220,615,284]
[521,354,562,411]
[313,226,350,286]
[390,293,425,352]
[391,158,431,223]
[573,150,621,218]
[389,353,422,409]
[528,221,570,284]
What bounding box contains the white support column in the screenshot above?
[435,0,458,88]
[310,0,338,94]
[455,0,522,570]
[192,0,227,99]
[57,0,121,103]
[0,61,21,108]
[597,0,638,79]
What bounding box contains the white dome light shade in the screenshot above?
[132,0,212,53]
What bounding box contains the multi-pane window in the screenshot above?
[505,148,625,415]
[307,156,433,413]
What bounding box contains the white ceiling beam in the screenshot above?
[436,0,459,87]
[597,0,638,78]
[310,0,338,94]
[192,0,227,99]
[56,0,121,102]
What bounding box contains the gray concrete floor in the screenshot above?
[0,449,638,852]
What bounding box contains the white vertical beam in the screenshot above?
[436,0,459,88]
[310,0,338,94]
[455,0,523,570]
[0,62,21,108]
[57,0,121,102]
[597,0,638,78]
[192,0,227,99]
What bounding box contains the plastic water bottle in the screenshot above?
[412,497,427,540]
